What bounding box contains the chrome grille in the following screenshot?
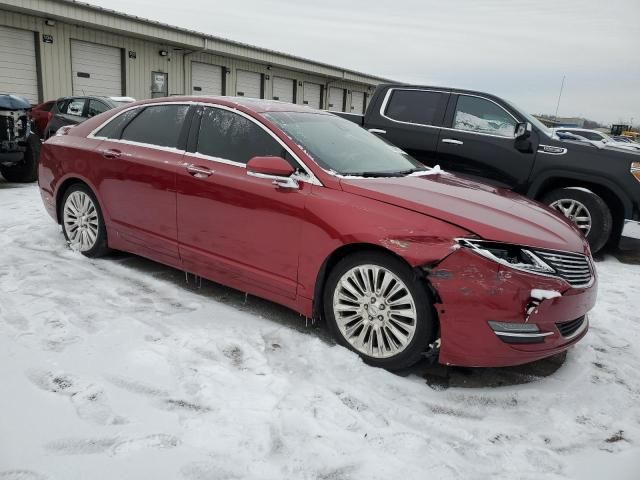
[534,250,593,287]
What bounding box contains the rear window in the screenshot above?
[384,90,448,126]
[95,108,141,139]
[120,104,189,148]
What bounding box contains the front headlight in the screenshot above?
[458,239,555,276]
[632,162,640,184]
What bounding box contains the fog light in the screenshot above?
[488,321,553,344]
[488,321,539,333]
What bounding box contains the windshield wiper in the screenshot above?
[342,171,405,177]
[342,168,427,178]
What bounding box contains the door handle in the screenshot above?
[441,138,463,145]
[186,164,213,178]
[368,128,387,134]
[101,148,121,159]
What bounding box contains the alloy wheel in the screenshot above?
[332,264,417,359]
[549,198,592,236]
[63,191,100,252]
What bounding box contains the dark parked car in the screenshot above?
[0,93,40,183]
[38,97,595,370]
[335,84,640,253]
[45,96,135,138]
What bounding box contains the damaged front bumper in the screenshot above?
[427,247,597,367]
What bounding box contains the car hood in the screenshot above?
[339,172,588,254]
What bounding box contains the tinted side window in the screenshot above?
[87,100,110,118]
[196,107,285,164]
[121,104,190,148]
[96,108,141,139]
[385,90,447,126]
[453,95,516,137]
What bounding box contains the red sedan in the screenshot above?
[38,97,596,370]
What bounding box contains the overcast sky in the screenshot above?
[84,0,639,125]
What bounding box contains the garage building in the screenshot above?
[0,0,389,111]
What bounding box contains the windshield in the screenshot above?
[264,111,426,176]
[504,99,553,138]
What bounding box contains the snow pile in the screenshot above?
[1,183,639,479]
[453,111,516,137]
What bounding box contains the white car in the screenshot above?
[554,127,640,152]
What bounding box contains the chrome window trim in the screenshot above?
[449,93,519,139]
[87,101,323,187]
[380,88,521,140]
[379,87,449,130]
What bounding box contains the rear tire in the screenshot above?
[0,134,40,183]
[61,183,110,258]
[542,187,612,253]
[323,251,437,370]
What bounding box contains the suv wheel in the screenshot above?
[0,134,41,183]
[542,187,612,253]
[323,251,437,370]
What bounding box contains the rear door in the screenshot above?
[366,88,449,166]
[436,94,535,189]
[48,98,87,135]
[93,103,191,262]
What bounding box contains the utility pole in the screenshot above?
[554,75,566,121]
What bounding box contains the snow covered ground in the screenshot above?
[1,181,639,480]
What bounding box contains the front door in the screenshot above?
[176,106,309,299]
[95,103,191,261]
[436,94,536,190]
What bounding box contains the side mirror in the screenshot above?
[515,122,531,139]
[246,156,298,189]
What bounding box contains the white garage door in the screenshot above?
[0,26,38,103]
[350,91,365,115]
[71,40,122,97]
[272,76,294,103]
[327,87,344,112]
[191,62,222,95]
[303,82,322,109]
[236,70,262,98]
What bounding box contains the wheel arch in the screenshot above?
[312,242,440,322]
[528,172,630,242]
[55,176,99,224]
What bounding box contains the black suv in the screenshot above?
[45,95,134,138]
[0,94,40,183]
[336,84,640,253]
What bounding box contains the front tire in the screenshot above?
[542,187,612,253]
[323,251,437,370]
[0,134,40,183]
[61,184,109,257]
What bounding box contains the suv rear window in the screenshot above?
[384,90,448,126]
